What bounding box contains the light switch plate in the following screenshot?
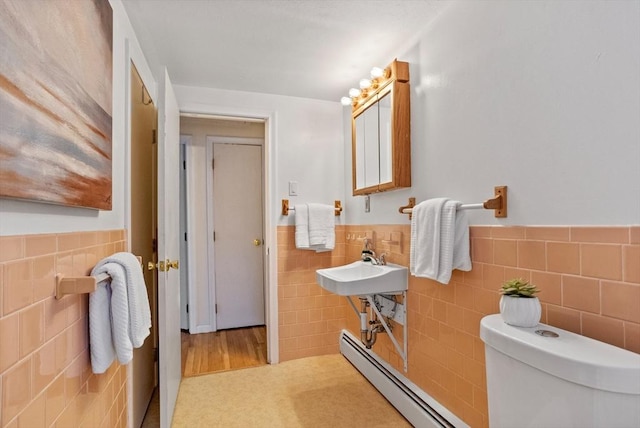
[288,181,298,196]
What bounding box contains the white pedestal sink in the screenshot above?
[316,261,408,296]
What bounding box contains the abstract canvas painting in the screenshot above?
[0,0,113,210]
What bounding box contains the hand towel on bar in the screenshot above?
[410,198,471,284]
[294,203,335,252]
[89,252,151,373]
[294,203,311,249]
[102,263,132,365]
[451,205,472,276]
[88,274,115,373]
[308,203,335,251]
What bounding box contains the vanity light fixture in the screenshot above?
[340,63,398,108]
[348,87,361,98]
[370,66,385,78]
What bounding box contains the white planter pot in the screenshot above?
[499,296,541,327]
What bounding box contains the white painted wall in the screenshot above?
[345,0,640,226]
[174,85,345,227]
[0,0,156,236]
[10,1,634,235]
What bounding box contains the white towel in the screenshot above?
[295,204,310,249]
[89,252,151,373]
[410,198,471,284]
[88,274,115,373]
[308,203,335,251]
[294,203,335,252]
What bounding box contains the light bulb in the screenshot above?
[340,96,352,106]
[370,67,384,78]
[359,79,372,89]
[348,88,361,98]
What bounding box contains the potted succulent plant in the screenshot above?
[499,278,541,327]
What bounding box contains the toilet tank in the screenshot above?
[480,314,640,428]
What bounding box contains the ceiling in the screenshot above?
[121,0,443,102]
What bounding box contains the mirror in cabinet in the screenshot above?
[351,59,410,196]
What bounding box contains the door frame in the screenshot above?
[181,109,278,364]
[179,138,190,330]
[206,136,265,332]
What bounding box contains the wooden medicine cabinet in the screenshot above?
[351,59,411,196]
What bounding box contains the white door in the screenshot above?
[157,68,181,428]
[212,142,265,329]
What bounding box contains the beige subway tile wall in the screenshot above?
[0,231,128,428]
[277,224,640,428]
[277,225,349,361]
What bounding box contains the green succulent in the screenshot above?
[500,278,540,298]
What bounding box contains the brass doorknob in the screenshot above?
[168,259,179,270]
[253,238,262,246]
[148,260,168,272]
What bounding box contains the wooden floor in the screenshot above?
[181,325,267,377]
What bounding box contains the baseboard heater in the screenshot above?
[339,330,469,428]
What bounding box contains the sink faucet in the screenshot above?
[361,249,376,262]
[370,253,387,266]
[361,238,375,262]
[361,238,387,265]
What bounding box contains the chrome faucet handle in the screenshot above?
[378,253,387,265]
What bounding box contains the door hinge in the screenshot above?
[211,158,214,170]
[183,160,186,170]
[152,129,157,145]
[213,231,216,241]
[184,232,187,241]
[153,348,158,362]
[186,304,189,313]
[215,304,218,314]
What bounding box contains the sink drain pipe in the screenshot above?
[360,298,383,349]
[344,293,409,372]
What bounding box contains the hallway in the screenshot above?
[181,326,268,377]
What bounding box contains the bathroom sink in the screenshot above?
[316,261,408,296]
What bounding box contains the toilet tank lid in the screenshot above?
[480,314,640,395]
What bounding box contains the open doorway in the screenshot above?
[179,116,268,377]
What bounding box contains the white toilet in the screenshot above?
[480,314,640,428]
